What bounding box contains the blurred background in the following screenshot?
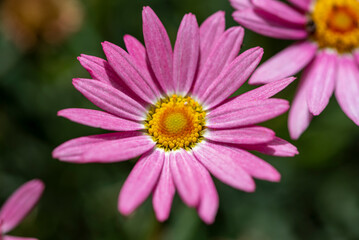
[0,0,359,239]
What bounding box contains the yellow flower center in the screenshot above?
[145,95,206,151]
[310,0,359,52]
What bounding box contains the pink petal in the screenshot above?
[287,0,312,11]
[193,141,255,192]
[199,11,225,69]
[3,237,38,240]
[208,77,295,118]
[102,41,161,103]
[240,137,299,157]
[193,27,244,98]
[354,50,359,66]
[194,160,218,224]
[173,14,200,95]
[52,132,141,162]
[204,126,275,145]
[230,0,252,10]
[78,55,143,102]
[231,148,281,182]
[58,108,143,131]
[335,56,359,125]
[73,78,146,121]
[118,150,165,215]
[152,155,175,222]
[288,69,313,140]
[249,41,317,84]
[123,34,147,68]
[207,99,289,129]
[82,135,155,163]
[252,0,307,26]
[142,6,173,93]
[235,77,296,101]
[306,51,337,115]
[0,180,44,233]
[78,54,119,85]
[169,151,200,207]
[232,9,308,40]
[200,47,263,109]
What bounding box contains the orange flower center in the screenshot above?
[145,95,206,151]
[310,0,359,52]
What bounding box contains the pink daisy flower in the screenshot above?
[0,179,44,240]
[52,6,298,224]
[231,0,359,139]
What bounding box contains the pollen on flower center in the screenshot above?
[145,94,206,151]
[309,0,359,52]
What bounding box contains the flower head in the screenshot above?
[0,179,44,240]
[53,7,297,224]
[231,0,359,139]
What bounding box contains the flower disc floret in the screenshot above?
[310,0,359,52]
[145,94,206,151]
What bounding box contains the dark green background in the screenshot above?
[1,0,359,239]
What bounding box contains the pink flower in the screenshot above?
[0,179,44,240]
[52,6,298,224]
[231,0,359,139]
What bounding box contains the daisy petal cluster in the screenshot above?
[231,0,359,139]
[0,180,44,240]
[53,7,298,223]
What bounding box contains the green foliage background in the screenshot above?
[1,0,359,239]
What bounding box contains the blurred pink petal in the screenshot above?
[249,41,317,84]
[335,56,359,125]
[153,155,175,222]
[170,151,200,207]
[119,150,165,215]
[230,0,252,10]
[288,69,313,140]
[252,0,307,26]
[306,51,337,115]
[3,236,38,240]
[142,6,173,93]
[58,108,143,131]
[73,78,146,121]
[287,0,312,11]
[200,47,263,109]
[193,141,256,192]
[232,8,308,40]
[205,126,275,145]
[173,14,200,95]
[0,180,44,234]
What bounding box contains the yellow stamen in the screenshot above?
[145,95,206,151]
[310,0,359,53]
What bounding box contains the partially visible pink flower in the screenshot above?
[53,7,298,224]
[231,0,359,139]
[0,179,44,240]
